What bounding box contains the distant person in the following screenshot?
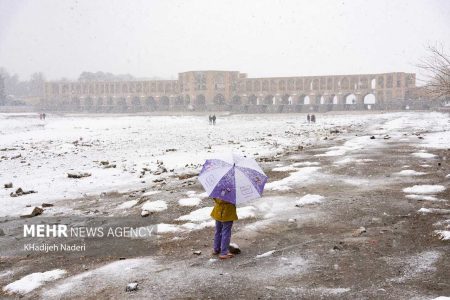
[212,114,216,125]
[307,114,310,123]
[209,115,212,125]
[311,114,316,123]
[42,113,46,120]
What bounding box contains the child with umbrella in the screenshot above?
[198,153,268,260]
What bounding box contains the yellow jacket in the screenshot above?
[210,198,238,222]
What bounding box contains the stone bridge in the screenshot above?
[41,71,417,112]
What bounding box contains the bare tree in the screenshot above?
[418,45,450,99]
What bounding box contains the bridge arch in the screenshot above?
[263,94,274,105]
[248,94,257,105]
[281,94,290,105]
[214,93,226,105]
[304,95,311,105]
[331,94,338,105]
[96,97,104,107]
[131,96,141,106]
[232,95,242,105]
[319,95,325,105]
[160,96,170,106]
[145,96,156,107]
[107,97,114,107]
[84,97,93,109]
[174,96,184,106]
[345,93,357,105]
[363,93,376,104]
[195,94,206,106]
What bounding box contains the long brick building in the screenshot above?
[42,70,418,112]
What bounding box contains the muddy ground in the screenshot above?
[0,116,449,299]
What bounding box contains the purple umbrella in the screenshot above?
[198,153,268,205]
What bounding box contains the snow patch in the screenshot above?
[237,206,257,219]
[178,197,201,206]
[116,199,138,209]
[395,170,426,176]
[176,207,212,222]
[141,200,168,212]
[266,167,320,191]
[272,165,298,172]
[405,194,438,201]
[296,194,324,206]
[256,250,276,258]
[3,269,66,295]
[157,223,182,233]
[292,161,320,167]
[403,185,445,194]
[412,152,436,158]
[142,191,161,197]
[434,230,450,240]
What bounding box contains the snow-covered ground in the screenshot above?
[1,111,449,299]
[1,111,449,219]
[0,112,376,217]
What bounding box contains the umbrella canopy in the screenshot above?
[198,153,268,205]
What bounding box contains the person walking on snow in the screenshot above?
[212,114,216,125]
[307,114,310,123]
[211,197,237,259]
[311,114,316,123]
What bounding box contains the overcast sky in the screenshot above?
[0,0,449,80]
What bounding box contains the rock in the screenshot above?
[141,210,150,217]
[125,282,138,292]
[0,228,5,236]
[370,136,375,139]
[11,154,22,159]
[67,172,91,179]
[178,172,197,180]
[288,218,296,223]
[165,148,177,152]
[193,250,202,255]
[100,161,109,165]
[383,135,391,139]
[352,226,367,237]
[41,203,54,208]
[153,166,168,175]
[4,182,13,188]
[229,243,241,254]
[10,188,37,197]
[103,164,116,169]
[20,206,43,218]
